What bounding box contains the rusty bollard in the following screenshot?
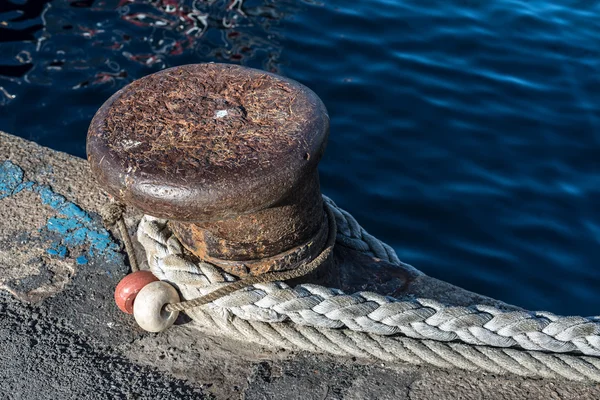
[87,63,330,280]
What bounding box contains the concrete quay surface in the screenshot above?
[0,130,598,399]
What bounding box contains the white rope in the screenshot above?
[137,195,600,382]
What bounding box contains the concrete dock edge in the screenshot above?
[1,131,598,399]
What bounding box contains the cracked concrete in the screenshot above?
[1,131,599,399]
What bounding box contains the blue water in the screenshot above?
[1,0,599,316]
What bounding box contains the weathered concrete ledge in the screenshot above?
[0,130,598,399]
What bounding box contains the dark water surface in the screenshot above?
[1,0,599,316]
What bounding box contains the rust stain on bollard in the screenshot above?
[87,63,330,277]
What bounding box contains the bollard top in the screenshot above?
[87,63,329,222]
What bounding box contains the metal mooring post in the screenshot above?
[88,63,331,280]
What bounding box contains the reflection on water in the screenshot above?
[0,0,293,153]
[1,0,600,316]
[1,0,287,86]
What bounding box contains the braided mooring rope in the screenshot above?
[163,204,337,313]
[136,195,600,382]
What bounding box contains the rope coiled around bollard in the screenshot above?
[136,195,600,382]
[162,204,337,313]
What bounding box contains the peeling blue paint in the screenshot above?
[0,160,24,199]
[57,202,93,224]
[47,245,68,258]
[66,228,87,247]
[48,217,81,235]
[14,181,35,194]
[86,230,116,256]
[76,255,88,265]
[36,185,67,209]
[0,160,122,265]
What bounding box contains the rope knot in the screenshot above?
[101,200,139,272]
[100,201,126,227]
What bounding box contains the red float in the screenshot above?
[114,270,159,314]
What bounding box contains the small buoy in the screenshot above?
[133,281,180,332]
[114,270,158,314]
